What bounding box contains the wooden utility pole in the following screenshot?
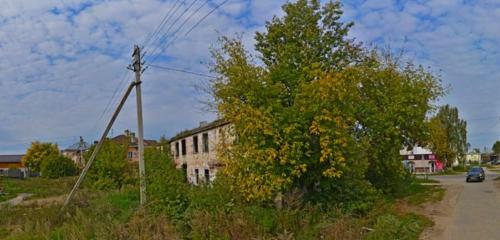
[63,45,147,209]
[63,81,137,208]
[132,45,147,205]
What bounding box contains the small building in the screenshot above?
[0,155,28,178]
[169,119,231,185]
[62,137,91,167]
[111,130,158,162]
[400,146,443,174]
[465,152,481,165]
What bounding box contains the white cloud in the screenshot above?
[0,0,286,154]
[0,0,498,153]
[344,0,500,149]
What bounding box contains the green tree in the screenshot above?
[428,105,468,168]
[493,141,500,155]
[22,142,60,172]
[84,139,128,189]
[40,155,78,178]
[211,0,443,202]
[146,148,188,222]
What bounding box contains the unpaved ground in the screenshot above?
[0,193,66,207]
[419,169,500,240]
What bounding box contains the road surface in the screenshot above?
[426,169,500,239]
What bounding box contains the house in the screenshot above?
[111,130,158,162]
[169,119,231,185]
[465,152,481,165]
[400,146,443,174]
[62,137,90,167]
[0,155,28,178]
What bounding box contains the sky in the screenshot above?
[0,0,498,154]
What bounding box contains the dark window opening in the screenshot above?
[181,139,186,155]
[193,135,199,154]
[202,133,209,153]
[195,169,199,184]
[175,142,179,157]
[128,151,133,159]
[182,163,187,182]
[204,169,210,182]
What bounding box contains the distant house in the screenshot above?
[0,155,28,178]
[169,119,231,185]
[111,130,158,162]
[465,152,481,164]
[400,146,443,174]
[62,137,91,167]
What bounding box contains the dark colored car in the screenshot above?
[466,167,485,182]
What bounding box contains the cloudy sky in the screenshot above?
[0,0,499,154]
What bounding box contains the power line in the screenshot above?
[142,0,186,57]
[88,71,133,136]
[183,0,229,38]
[147,64,216,78]
[149,0,209,65]
[147,0,225,65]
[142,0,182,49]
[145,0,201,64]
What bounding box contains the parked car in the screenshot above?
[466,166,485,182]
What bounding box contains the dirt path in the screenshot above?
[420,169,500,240]
[0,193,66,207]
[419,184,462,239]
[0,193,34,207]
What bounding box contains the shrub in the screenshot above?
[84,139,128,190]
[40,154,78,178]
[145,148,189,224]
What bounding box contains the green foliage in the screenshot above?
[0,176,75,202]
[364,213,432,240]
[40,154,78,178]
[145,148,189,223]
[211,0,443,202]
[84,139,129,190]
[428,105,468,167]
[22,141,60,172]
[492,141,500,155]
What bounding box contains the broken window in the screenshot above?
[193,135,199,154]
[175,142,179,157]
[204,169,210,182]
[195,169,199,184]
[202,133,209,153]
[181,139,186,155]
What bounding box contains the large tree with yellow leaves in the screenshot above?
[211,0,443,203]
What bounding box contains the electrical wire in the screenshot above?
[144,0,201,64]
[142,0,182,49]
[147,64,216,78]
[147,0,226,66]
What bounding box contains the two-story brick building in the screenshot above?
[169,119,231,185]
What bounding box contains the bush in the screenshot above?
[145,148,189,224]
[40,154,78,178]
[84,140,129,190]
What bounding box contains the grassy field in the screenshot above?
[0,176,445,240]
[0,176,76,202]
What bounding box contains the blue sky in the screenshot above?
[0,0,498,154]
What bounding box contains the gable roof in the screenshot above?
[0,155,24,163]
[169,119,230,142]
[111,134,158,146]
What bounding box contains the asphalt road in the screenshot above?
[429,169,500,239]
